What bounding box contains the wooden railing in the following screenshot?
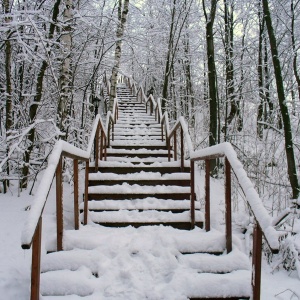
[121,74,280,300]
[21,73,119,299]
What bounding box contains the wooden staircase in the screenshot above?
[37,83,252,299]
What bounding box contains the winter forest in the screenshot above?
[1,0,300,297]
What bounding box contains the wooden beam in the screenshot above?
[56,156,63,251]
[205,159,210,232]
[225,157,232,253]
[190,160,195,229]
[252,221,262,300]
[74,159,79,230]
[30,217,42,300]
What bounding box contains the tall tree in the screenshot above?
[109,0,130,110]
[57,0,74,134]
[3,0,12,193]
[203,0,218,172]
[262,0,299,199]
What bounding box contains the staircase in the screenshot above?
[37,83,252,299]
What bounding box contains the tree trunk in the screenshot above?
[262,0,299,199]
[257,2,264,139]
[109,0,130,110]
[162,0,176,112]
[290,0,300,102]
[57,0,74,134]
[3,0,12,193]
[203,0,218,174]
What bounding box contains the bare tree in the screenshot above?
[262,0,299,199]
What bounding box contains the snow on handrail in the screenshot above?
[21,103,116,248]
[191,142,280,251]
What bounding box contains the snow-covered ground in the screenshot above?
[0,171,300,299]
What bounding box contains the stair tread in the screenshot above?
[81,198,198,210]
[88,183,190,194]
[89,171,190,181]
[87,210,203,223]
[92,160,189,168]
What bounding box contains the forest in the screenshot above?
[1,0,300,277]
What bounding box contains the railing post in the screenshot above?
[107,124,111,147]
[167,137,171,162]
[252,221,262,300]
[100,129,103,161]
[161,123,164,141]
[74,159,79,230]
[84,160,89,225]
[180,127,184,172]
[95,123,99,172]
[205,159,210,231]
[225,157,232,253]
[56,156,63,251]
[112,121,114,141]
[174,131,177,161]
[190,160,195,229]
[104,137,107,160]
[31,217,42,300]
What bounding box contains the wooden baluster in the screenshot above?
[74,159,79,230]
[190,160,195,229]
[167,137,171,162]
[174,131,177,161]
[95,123,99,172]
[252,221,262,300]
[104,137,107,161]
[205,159,210,231]
[84,160,89,225]
[180,127,184,172]
[225,157,232,253]
[112,121,114,141]
[161,123,164,141]
[56,156,63,251]
[151,100,153,115]
[100,129,103,161]
[107,124,111,147]
[31,217,42,300]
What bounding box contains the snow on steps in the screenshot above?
[40,227,251,299]
[38,83,250,299]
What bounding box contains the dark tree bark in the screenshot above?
[262,0,299,199]
[291,0,300,103]
[109,0,130,110]
[203,0,218,173]
[257,2,264,139]
[162,0,176,112]
[3,0,13,193]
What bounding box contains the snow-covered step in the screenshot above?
[88,183,191,200]
[110,140,166,147]
[112,135,162,141]
[178,248,250,273]
[85,210,203,229]
[89,171,189,181]
[40,268,95,297]
[82,198,199,211]
[89,160,190,174]
[105,156,169,164]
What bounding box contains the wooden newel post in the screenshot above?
[100,129,103,161]
[180,127,184,171]
[95,123,99,172]
[225,157,232,253]
[190,160,195,228]
[205,159,211,231]
[56,156,63,251]
[174,132,177,161]
[84,160,89,225]
[31,217,42,300]
[74,159,79,230]
[252,221,262,300]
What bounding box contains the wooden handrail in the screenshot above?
[21,74,118,299]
